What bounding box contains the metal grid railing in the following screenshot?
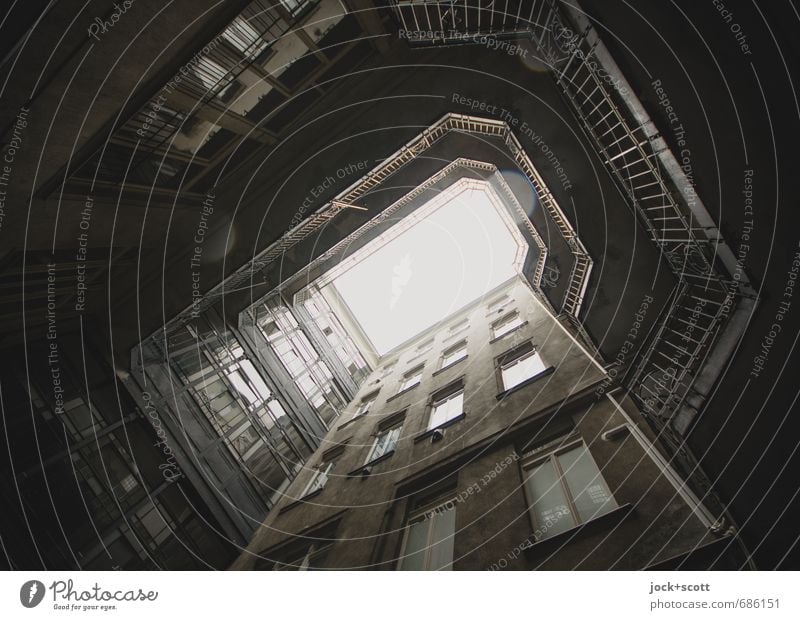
[148,113,591,342]
[527,1,747,443]
[391,0,534,44]
[73,1,319,188]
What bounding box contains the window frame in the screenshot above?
[427,388,465,431]
[272,541,332,570]
[444,317,469,342]
[353,390,379,420]
[500,347,546,391]
[397,497,457,570]
[396,364,424,395]
[486,293,512,315]
[495,342,553,398]
[520,440,618,541]
[439,340,467,371]
[408,338,434,362]
[300,459,336,498]
[491,310,524,340]
[364,422,402,465]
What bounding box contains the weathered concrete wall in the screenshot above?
[233,277,717,570]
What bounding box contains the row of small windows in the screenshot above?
[351,339,547,427]
[302,344,551,501]
[375,294,524,383]
[377,305,524,387]
[397,440,618,569]
[272,437,618,570]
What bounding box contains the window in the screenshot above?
[428,389,464,431]
[227,359,271,407]
[409,338,434,361]
[273,542,332,570]
[280,0,310,17]
[492,311,524,339]
[365,424,402,464]
[500,345,547,390]
[301,459,336,497]
[352,391,378,420]
[119,474,138,493]
[446,318,469,339]
[398,365,423,393]
[522,441,617,541]
[440,340,467,369]
[220,16,269,59]
[398,499,456,570]
[374,360,397,384]
[487,294,511,313]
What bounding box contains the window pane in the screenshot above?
[399,520,428,570]
[502,351,546,390]
[526,460,575,538]
[442,344,466,367]
[494,313,522,338]
[558,446,617,523]
[428,506,456,570]
[429,392,463,430]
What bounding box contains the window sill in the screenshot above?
[413,412,466,443]
[278,487,324,515]
[348,450,395,477]
[522,503,634,556]
[432,355,468,377]
[495,366,555,400]
[386,384,419,403]
[489,320,529,344]
[337,413,364,432]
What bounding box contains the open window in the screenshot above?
[397,365,424,394]
[498,342,547,391]
[365,416,404,465]
[491,310,524,339]
[440,340,467,370]
[427,380,465,431]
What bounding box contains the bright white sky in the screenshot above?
[331,187,520,354]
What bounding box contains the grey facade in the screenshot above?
[0,0,797,570]
[233,277,735,570]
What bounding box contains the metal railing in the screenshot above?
[528,1,745,431]
[70,0,319,189]
[391,0,536,44]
